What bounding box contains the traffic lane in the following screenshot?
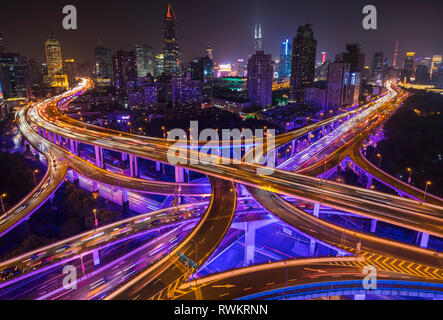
[105,177,237,300]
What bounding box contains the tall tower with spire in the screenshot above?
[254,24,263,51]
[163,3,182,76]
[393,41,398,68]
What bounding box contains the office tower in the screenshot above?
[247,50,273,107]
[163,3,182,76]
[154,53,165,77]
[95,46,113,86]
[63,59,76,87]
[431,55,442,78]
[171,73,202,107]
[45,36,63,80]
[401,52,415,82]
[344,71,361,106]
[188,55,213,102]
[0,34,5,54]
[28,59,42,88]
[279,39,292,79]
[370,52,384,85]
[205,45,213,61]
[254,24,263,51]
[338,43,365,73]
[290,24,317,102]
[326,62,350,112]
[0,53,32,99]
[415,65,430,84]
[393,41,398,67]
[112,50,137,92]
[135,44,154,77]
[421,57,432,70]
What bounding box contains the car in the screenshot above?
[0,266,22,281]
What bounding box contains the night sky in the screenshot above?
[1,0,443,66]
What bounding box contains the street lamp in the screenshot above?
[32,169,39,186]
[376,153,382,168]
[407,168,412,184]
[0,193,6,214]
[423,181,431,201]
[92,209,98,228]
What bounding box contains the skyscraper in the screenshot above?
[135,44,154,77]
[95,46,113,86]
[279,39,292,80]
[0,34,5,54]
[290,24,317,102]
[247,50,273,107]
[254,24,263,51]
[338,44,365,73]
[326,62,350,112]
[401,52,415,83]
[393,41,398,68]
[45,36,63,80]
[112,50,137,92]
[205,45,213,61]
[154,53,165,77]
[0,53,32,99]
[431,55,442,78]
[370,52,384,85]
[163,3,182,76]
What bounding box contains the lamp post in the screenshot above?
[407,168,412,184]
[0,193,6,214]
[423,181,431,201]
[92,209,98,228]
[32,169,39,186]
[376,153,382,168]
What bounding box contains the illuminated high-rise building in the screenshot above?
[401,52,415,82]
[0,53,32,99]
[290,24,317,102]
[279,39,292,79]
[338,43,365,73]
[393,41,398,67]
[254,24,263,51]
[45,36,63,80]
[431,55,442,78]
[205,45,213,61]
[63,59,76,87]
[247,50,273,107]
[95,46,113,87]
[112,50,137,93]
[370,52,384,85]
[326,62,350,112]
[162,3,182,76]
[154,53,165,77]
[135,44,154,77]
[0,34,5,54]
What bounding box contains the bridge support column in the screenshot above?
[155,161,160,172]
[370,219,377,233]
[92,181,99,198]
[122,152,128,162]
[419,232,429,249]
[366,174,373,189]
[93,250,101,266]
[245,222,256,267]
[94,146,104,168]
[121,189,129,212]
[307,132,312,143]
[70,139,78,155]
[309,239,317,256]
[354,294,366,300]
[129,155,138,177]
[313,203,320,217]
[175,167,184,204]
[291,140,296,156]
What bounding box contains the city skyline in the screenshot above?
[1,0,443,66]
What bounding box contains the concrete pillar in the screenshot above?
[313,203,320,217]
[92,181,99,193]
[93,250,101,266]
[309,239,316,256]
[121,189,129,212]
[291,140,296,156]
[370,219,377,233]
[129,155,138,177]
[70,139,78,155]
[354,294,366,300]
[307,132,312,143]
[245,222,256,266]
[419,232,429,249]
[122,152,128,162]
[366,174,373,189]
[94,146,103,168]
[155,161,161,172]
[175,167,184,183]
